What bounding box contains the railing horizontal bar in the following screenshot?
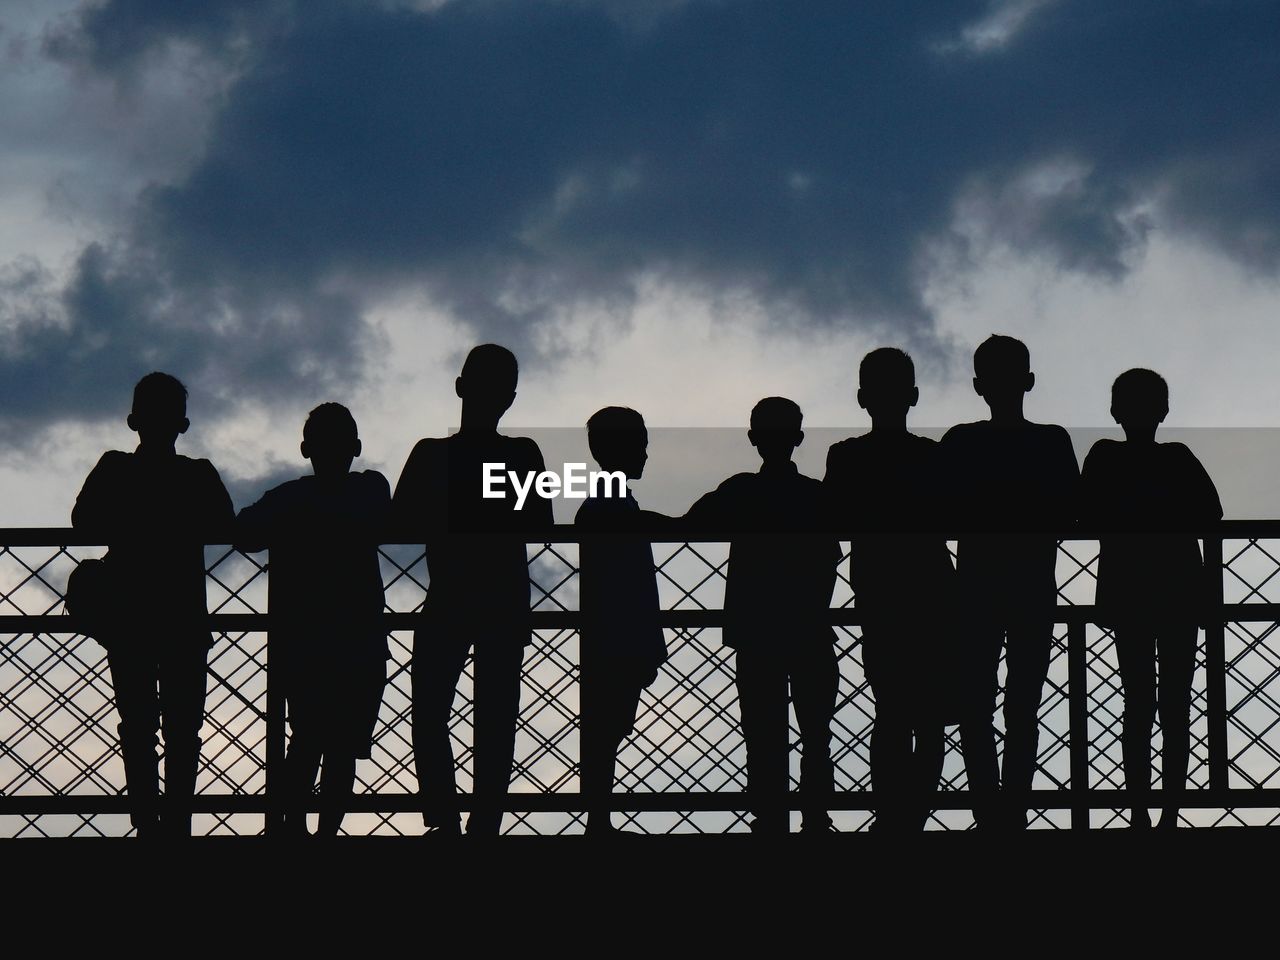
[9,604,1280,636]
[4,522,1280,546]
[3,788,1279,816]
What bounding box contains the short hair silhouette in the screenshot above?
[303,402,359,445]
[973,335,1031,380]
[460,343,519,394]
[132,372,187,420]
[750,397,803,432]
[859,348,915,393]
[1111,368,1169,424]
[587,406,646,469]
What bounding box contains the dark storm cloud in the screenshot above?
[42,0,293,75]
[4,0,1278,441]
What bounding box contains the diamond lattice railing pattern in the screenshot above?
[1,526,1278,836]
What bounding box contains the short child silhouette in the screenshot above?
[1080,368,1221,830]
[940,335,1079,831]
[824,348,955,833]
[574,407,670,836]
[72,372,234,837]
[686,398,840,834]
[236,403,391,837]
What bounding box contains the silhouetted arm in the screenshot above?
[234,489,278,554]
[683,486,728,532]
[936,426,971,537]
[201,460,236,543]
[1054,426,1082,530]
[521,439,555,533]
[1180,444,1223,523]
[1077,442,1110,528]
[822,442,853,536]
[391,439,431,540]
[365,470,395,544]
[636,509,681,540]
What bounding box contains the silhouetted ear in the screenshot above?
[300,440,310,460]
[856,388,868,411]
[1157,403,1169,425]
[353,438,363,458]
[178,417,190,435]
[747,428,759,449]
[1025,372,1036,393]
[501,390,516,414]
[971,376,983,397]
[796,429,805,446]
[126,413,138,432]
[1109,403,1120,425]
[455,376,465,399]
[909,385,919,408]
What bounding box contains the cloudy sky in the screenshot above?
[2,0,1278,523]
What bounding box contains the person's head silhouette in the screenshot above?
[858,348,918,429]
[1111,368,1168,442]
[457,344,518,430]
[972,334,1034,420]
[127,372,189,451]
[749,397,803,466]
[302,402,362,478]
[586,406,647,480]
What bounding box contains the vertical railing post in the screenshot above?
[264,615,286,835]
[1067,613,1089,830]
[1204,533,1229,794]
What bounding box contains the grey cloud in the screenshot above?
[0,241,379,446]
[2,0,1277,445]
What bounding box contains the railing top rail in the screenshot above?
[2,520,1277,546]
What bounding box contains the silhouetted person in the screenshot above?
[685,398,840,834]
[236,403,390,837]
[71,373,234,837]
[825,348,955,832]
[392,344,553,836]
[1080,369,1222,830]
[940,335,1079,830]
[575,407,670,836]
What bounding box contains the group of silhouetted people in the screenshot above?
[69,335,1222,837]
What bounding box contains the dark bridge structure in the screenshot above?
[2,524,1279,838]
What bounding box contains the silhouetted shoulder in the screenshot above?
[403,436,450,469]
[713,472,763,494]
[940,420,985,445]
[185,456,235,527]
[575,492,631,526]
[500,434,547,469]
[828,431,937,463]
[685,472,758,525]
[1037,421,1075,449]
[355,469,392,499]
[391,437,447,526]
[71,450,130,529]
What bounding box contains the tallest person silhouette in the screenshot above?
[941,336,1079,831]
[393,345,554,836]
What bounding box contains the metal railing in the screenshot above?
[2,524,1279,836]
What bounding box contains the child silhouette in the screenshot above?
[1080,368,1222,830]
[686,398,840,834]
[825,348,955,833]
[575,407,670,836]
[940,335,1079,831]
[72,372,234,837]
[236,403,391,837]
